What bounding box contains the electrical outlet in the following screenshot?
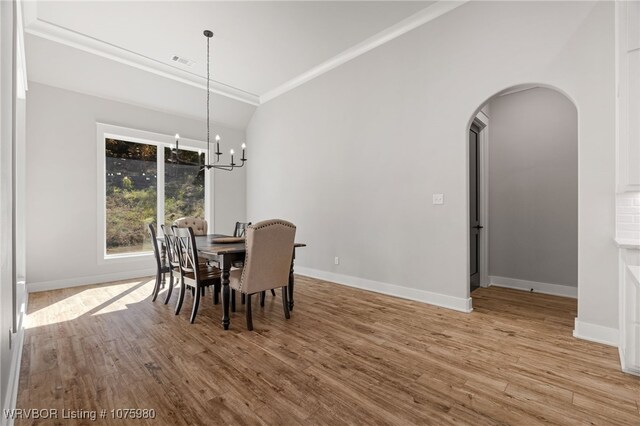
[432,193,444,205]
[334,256,340,265]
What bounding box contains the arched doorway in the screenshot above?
[466,84,579,303]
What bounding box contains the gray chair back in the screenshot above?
[237,219,296,294]
[174,217,208,236]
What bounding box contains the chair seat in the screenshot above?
[184,265,221,285]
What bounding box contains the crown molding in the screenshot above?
[24,1,466,109]
[24,18,260,106]
[260,0,469,104]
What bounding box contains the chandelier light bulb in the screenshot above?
[230,149,235,155]
[241,143,246,149]
[175,134,180,139]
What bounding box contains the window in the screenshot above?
[98,124,212,260]
[164,147,205,228]
[105,139,158,255]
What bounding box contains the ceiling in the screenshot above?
[29,1,434,97]
[22,1,469,128]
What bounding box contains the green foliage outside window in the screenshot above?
[105,138,205,255]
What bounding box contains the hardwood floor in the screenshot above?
[16,277,640,425]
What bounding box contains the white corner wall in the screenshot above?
[488,87,578,289]
[25,83,246,290]
[246,1,618,333]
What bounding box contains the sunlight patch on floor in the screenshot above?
[26,279,154,326]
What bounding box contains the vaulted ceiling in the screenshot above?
[23,1,461,128]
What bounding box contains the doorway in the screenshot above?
[467,85,578,302]
[469,123,481,292]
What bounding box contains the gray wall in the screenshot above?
[247,1,618,328]
[25,83,246,287]
[488,88,578,287]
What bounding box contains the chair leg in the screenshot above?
[271,289,276,297]
[260,291,266,307]
[241,293,245,305]
[201,287,205,297]
[151,271,161,301]
[190,285,201,324]
[281,287,290,319]
[245,293,253,331]
[164,272,174,305]
[175,279,185,315]
[231,289,236,312]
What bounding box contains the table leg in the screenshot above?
[221,265,231,330]
[288,256,295,311]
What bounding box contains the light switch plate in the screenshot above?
[433,194,444,205]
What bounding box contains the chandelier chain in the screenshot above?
[206,35,210,153]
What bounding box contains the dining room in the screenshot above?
[1,0,639,424]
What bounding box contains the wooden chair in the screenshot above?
[160,224,181,305]
[229,219,296,331]
[173,226,224,323]
[233,221,251,237]
[173,217,208,236]
[148,224,172,302]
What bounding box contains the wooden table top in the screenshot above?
[195,234,306,256]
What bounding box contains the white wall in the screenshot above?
[488,88,578,288]
[247,1,618,331]
[1,0,28,417]
[25,83,246,288]
[0,0,15,412]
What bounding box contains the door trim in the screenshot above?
[473,110,489,289]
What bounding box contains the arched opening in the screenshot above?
[466,84,579,308]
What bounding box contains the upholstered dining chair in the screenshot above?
[173,216,208,236]
[173,226,224,323]
[229,219,296,331]
[232,221,276,304]
[148,224,172,302]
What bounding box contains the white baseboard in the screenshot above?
[3,284,27,426]
[27,268,155,293]
[295,266,473,313]
[489,275,577,298]
[573,318,619,347]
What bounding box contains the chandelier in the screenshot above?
[173,30,247,172]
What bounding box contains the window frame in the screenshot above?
[96,123,214,263]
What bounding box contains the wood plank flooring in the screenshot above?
[15,276,640,425]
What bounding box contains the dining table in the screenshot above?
[159,233,306,330]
